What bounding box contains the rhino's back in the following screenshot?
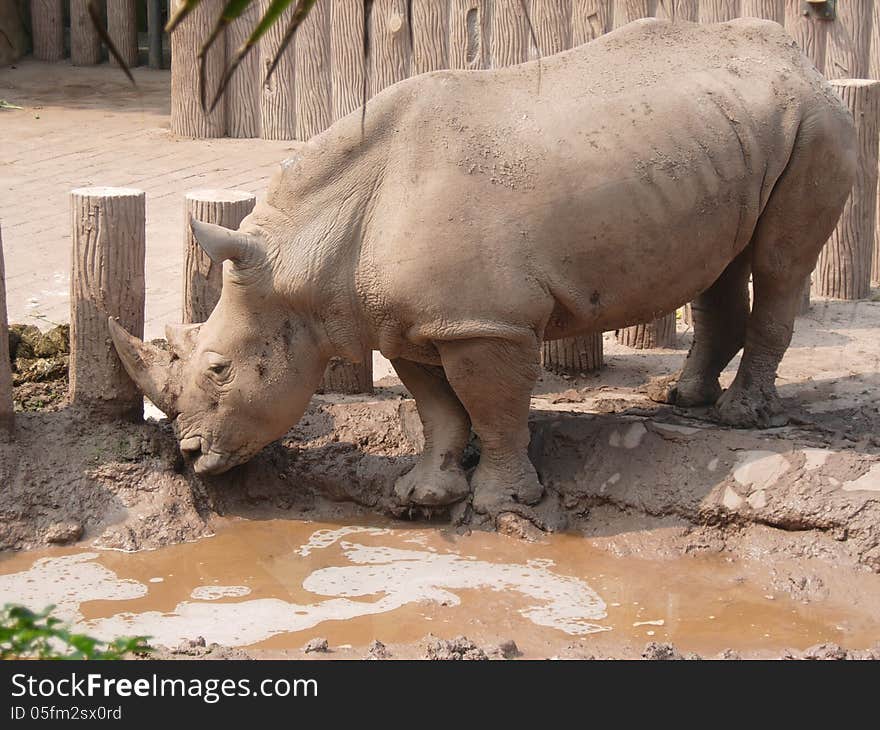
[346,19,851,347]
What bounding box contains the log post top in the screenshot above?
[185,189,257,204]
[71,186,145,198]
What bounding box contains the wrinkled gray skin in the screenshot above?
[111,19,856,518]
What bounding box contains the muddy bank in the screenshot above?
[1,390,879,574]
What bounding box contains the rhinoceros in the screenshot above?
[109,18,855,517]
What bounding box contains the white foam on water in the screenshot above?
[190,585,252,601]
[0,528,609,647]
[0,553,147,622]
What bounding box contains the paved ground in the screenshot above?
[1,60,297,338]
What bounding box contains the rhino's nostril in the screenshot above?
[179,437,202,455]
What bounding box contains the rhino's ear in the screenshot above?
[190,219,263,268]
[165,323,202,359]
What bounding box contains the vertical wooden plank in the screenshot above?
[29,0,64,61]
[825,0,872,80]
[783,0,827,71]
[412,0,448,73]
[148,0,164,69]
[108,0,140,68]
[572,1,614,45]
[530,0,572,58]
[226,1,261,138]
[71,0,102,65]
[449,0,492,69]
[655,1,699,21]
[613,1,658,30]
[183,190,257,324]
[739,1,783,22]
[70,187,146,421]
[368,0,412,96]
[699,0,740,23]
[330,0,366,121]
[259,1,297,139]
[815,80,880,301]
[491,0,530,66]
[0,225,13,440]
[171,0,226,138]
[871,1,880,287]
[295,0,332,139]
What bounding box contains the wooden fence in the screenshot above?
[169,1,877,140]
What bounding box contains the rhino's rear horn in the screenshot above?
[190,219,261,268]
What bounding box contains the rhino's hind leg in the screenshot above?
[391,359,471,507]
[668,251,750,407]
[716,126,854,428]
[437,337,543,516]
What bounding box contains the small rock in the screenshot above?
[425,635,488,661]
[366,640,390,660]
[492,639,521,659]
[642,642,684,661]
[45,521,83,545]
[496,512,544,542]
[801,643,849,661]
[303,637,329,654]
[550,389,584,404]
[717,649,742,660]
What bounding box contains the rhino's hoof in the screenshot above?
[393,464,470,507]
[714,386,787,429]
[667,377,722,407]
[471,465,544,517]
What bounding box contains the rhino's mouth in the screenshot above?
[179,436,236,476]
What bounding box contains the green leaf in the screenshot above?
[166,0,204,34]
[198,1,258,111]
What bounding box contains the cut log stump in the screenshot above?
[69,187,146,421]
[542,334,604,375]
[108,0,139,68]
[815,80,880,301]
[0,224,13,440]
[30,0,64,61]
[183,190,257,324]
[616,313,677,349]
[70,0,101,65]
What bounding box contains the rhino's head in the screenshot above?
[109,217,329,475]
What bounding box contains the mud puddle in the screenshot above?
[1,518,877,658]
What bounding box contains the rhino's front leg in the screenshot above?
[437,337,544,515]
[391,358,472,506]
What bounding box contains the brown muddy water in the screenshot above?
[0,518,877,657]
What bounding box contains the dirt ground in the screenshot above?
[2,62,880,660]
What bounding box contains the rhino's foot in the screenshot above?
[666,376,722,408]
[471,460,544,517]
[714,384,787,429]
[393,461,471,507]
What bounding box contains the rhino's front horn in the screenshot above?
[190,219,259,267]
[108,318,179,417]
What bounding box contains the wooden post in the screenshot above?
[449,0,492,68]
[698,0,740,23]
[613,1,657,29]
[617,314,677,349]
[226,1,261,137]
[872,1,880,288]
[259,1,296,140]
[0,225,13,440]
[655,1,698,21]
[571,1,614,45]
[108,0,139,68]
[318,357,373,395]
[368,0,411,97]
[183,190,257,324]
[531,0,572,58]
[542,335,604,375]
[784,0,829,313]
[783,0,828,72]
[491,0,529,66]
[412,0,448,73]
[148,0,164,69]
[70,188,146,421]
[295,0,332,139]
[814,80,880,301]
[70,0,102,65]
[330,0,366,121]
[825,0,872,80]
[740,1,783,22]
[29,0,64,61]
[171,0,226,138]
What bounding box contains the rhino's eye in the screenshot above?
[205,353,232,383]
